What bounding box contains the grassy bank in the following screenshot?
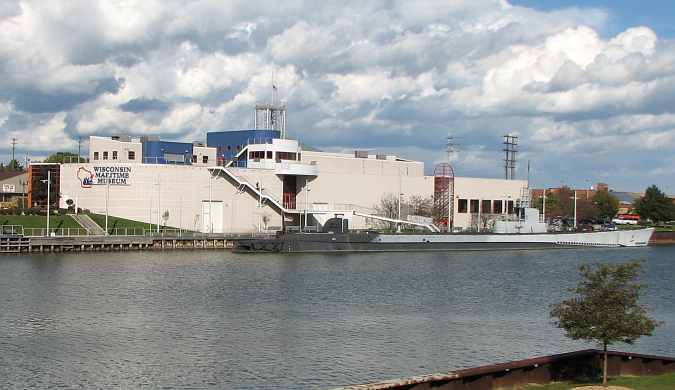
[0,215,80,230]
[86,213,154,232]
[523,372,675,390]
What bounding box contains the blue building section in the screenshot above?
[142,140,194,164]
[207,129,280,162]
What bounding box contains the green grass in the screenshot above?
[0,214,81,230]
[86,213,154,232]
[522,372,675,390]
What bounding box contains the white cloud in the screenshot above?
[0,0,675,190]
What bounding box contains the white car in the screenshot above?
[612,218,638,225]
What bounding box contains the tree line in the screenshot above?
[533,185,675,225]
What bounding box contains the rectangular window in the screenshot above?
[482,200,491,213]
[203,156,208,164]
[103,151,108,160]
[458,199,468,213]
[128,151,135,160]
[277,152,297,161]
[164,153,184,163]
[112,151,118,160]
[493,201,503,214]
[470,199,479,213]
[266,151,272,159]
[94,152,99,160]
[508,200,515,214]
[192,155,197,163]
[249,151,265,160]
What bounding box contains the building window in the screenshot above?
[103,151,108,160]
[227,145,232,151]
[128,151,135,160]
[203,156,208,164]
[493,201,503,214]
[458,199,468,213]
[507,200,515,214]
[470,199,479,213]
[266,151,272,159]
[482,200,491,213]
[94,152,99,160]
[192,155,197,163]
[112,151,118,160]
[248,151,265,160]
[276,152,297,161]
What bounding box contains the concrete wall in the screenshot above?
[60,150,532,233]
[453,177,528,231]
[89,136,142,163]
[59,163,282,233]
[193,145,217,166]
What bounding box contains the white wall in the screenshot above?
[452,177,528,230]
[59,163,282,233]
[193,145,217,166]
[89,136,142,163]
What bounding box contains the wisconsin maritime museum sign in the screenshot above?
[78,166,132,188]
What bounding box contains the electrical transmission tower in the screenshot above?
[446,135,456,163]
[503,134,518,180]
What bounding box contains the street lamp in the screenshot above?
[304,178,311,231]
[570,190,577,230]
[40,170,51,236]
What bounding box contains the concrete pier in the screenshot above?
[0,234,253,253]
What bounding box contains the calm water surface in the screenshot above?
[1,247,674,389]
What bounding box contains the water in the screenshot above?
[1,247,673,389]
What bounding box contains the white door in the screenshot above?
[201,201,223,233]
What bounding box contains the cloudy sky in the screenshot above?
[1,0,675,192]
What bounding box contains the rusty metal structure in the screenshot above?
[433,162,454,232]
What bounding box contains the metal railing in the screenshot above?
[16,226,276,239]
[1,225,24,235]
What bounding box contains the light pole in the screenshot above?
[477,198,482,232]
[304,178,310,231]
[105,181,109,235]
[542,189,546,222]
[41,171,51,236]
[573,190,578,230]
[156,175,161,234]
[256,181,264,233]
[208,173,213,234]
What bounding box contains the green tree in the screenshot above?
[634,185,675,223]
[5,159,24,171]
[533,192,557,217]
[551,261,660,386]
[592,190,619,222]
[44,152,86,164]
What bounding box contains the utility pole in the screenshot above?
[78,137,82,163]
